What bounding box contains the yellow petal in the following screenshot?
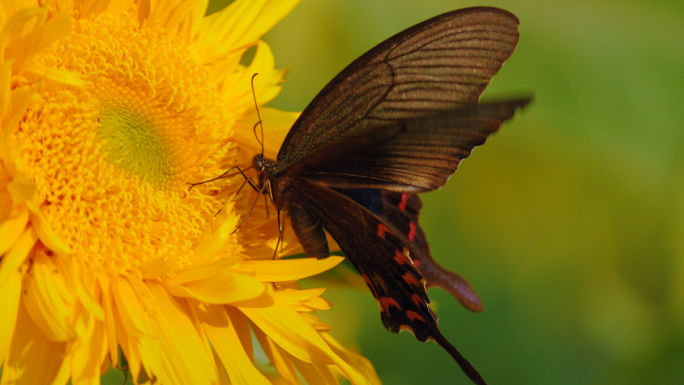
[26,203,72,255]
[241,298,370,384]
[0,266,21,366]
[0,61,11,118]
[97,273,119,368]
[166,256,240,285]
[223,41,284,110]
[146,281,218,385]
[36,11,72,53]
[252,326,300,384]
[302,296,332,311]
[65,254,104,320]
[195,302,270,385]
[1,302,68,385]
[199,0,266,50]
[1,87,36,170]
[138,253,180,280]
[276,288,332,312]
[164,270,269,305]
[0,0,37,28]
[105,0,135,15]
[6,170,36,205]
[0,208,28,255]
[277,288,325,302]
[290,355,331,385]
[237,0,300,47]
[213,348,232,385]
[144,0,202,36]
[227,306,253,357]
[227,281,275,308]
[51,351,72,385]
[0,226,36,288]
[70,313,106,385]
[110,275,164,382]
[199,0,298,50]
[79,0,114,18]
[232,107,299,159]
[323,334,381,385]
[237,256,344,282]
[25,62,84,87]
[192,201,239,265]
[299,313,331,333]
[0,6,44,65]
[22,250,79,342]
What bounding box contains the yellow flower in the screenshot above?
[0,1,380,384]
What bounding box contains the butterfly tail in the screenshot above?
[431,332,488,385]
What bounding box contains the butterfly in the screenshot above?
[251,7,530,385]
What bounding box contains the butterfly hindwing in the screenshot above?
[290,180,486,384]
[277,7,521,167]
[379,191,485,312]
[335,189,484,312]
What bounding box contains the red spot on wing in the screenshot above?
[413,259,420,268]
[412,294,424,306]
[403,273,419,286]
[394,250,410,265]
[408,222,417,242]
[407,310,426,323]
[377,224,393,239]
[380,297,402,312]
[362,274,384,312]
[399,193,410,212]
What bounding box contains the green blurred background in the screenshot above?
[107,0,684,384]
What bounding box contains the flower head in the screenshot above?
[0,1,379,383]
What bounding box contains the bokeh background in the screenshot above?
[109,0,684,384]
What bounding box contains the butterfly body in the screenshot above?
[251,7,531,384]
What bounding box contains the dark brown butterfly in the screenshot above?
[252,7,530,385]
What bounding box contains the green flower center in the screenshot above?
[98,101,173,188]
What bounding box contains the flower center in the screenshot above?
[14,12,240,271]
[96,85,175,189]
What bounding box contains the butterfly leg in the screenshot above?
[271,207,284,259]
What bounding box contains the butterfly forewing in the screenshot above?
[277,7,520,167]
[282,99,530,192]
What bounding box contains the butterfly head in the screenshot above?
[252,153,281,186]
[253,153,266,171]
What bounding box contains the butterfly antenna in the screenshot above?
[251,73,265,156]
